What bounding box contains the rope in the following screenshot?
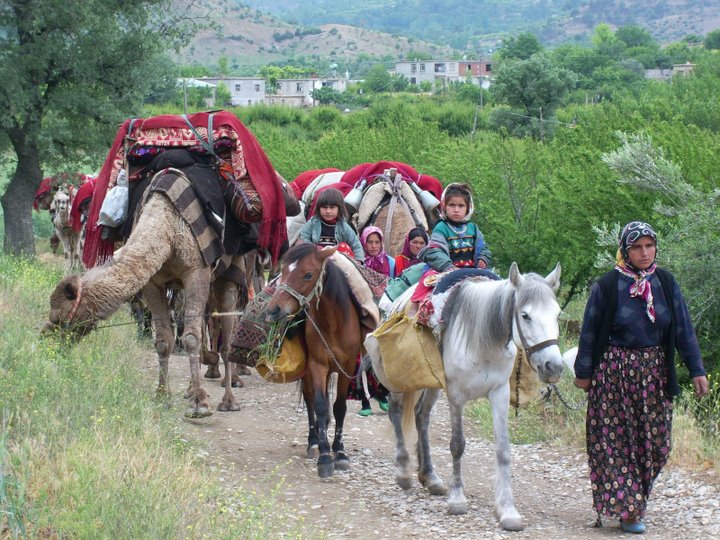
[547,383,587,411]
[305,310,355,380]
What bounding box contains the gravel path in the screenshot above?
[152,354,720,539]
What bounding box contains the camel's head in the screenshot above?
[43,275,96,338]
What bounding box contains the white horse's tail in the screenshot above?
[401,391,421,442]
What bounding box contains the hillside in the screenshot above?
[242,0,720,49]
[176,0,457,74]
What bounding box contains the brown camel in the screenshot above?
[45,193,242,418]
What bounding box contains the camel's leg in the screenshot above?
[142,281,175,397]
[489,382,523,531]
[416,388,446,495]
[389,391,413,490]
[332,370,351,471]
[216,278,241,412]
[181,268,213,418]
[447,399,468,515]
[301,372,319,459]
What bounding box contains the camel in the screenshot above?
[45,192,242,418]
[51,188,82,274]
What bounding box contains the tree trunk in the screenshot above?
[1,137,42,256]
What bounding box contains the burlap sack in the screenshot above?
[373,313,445,392]
[255,335,306,384]
[509,348,541,408]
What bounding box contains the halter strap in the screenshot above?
[276,261,327,316]
[513,303,558,367]
[66,280,83,324]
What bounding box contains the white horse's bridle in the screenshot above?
[512,303,558,371]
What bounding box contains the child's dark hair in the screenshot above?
[443,183,473,208]
[314,188,348,221]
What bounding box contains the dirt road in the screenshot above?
[149,354,720,539]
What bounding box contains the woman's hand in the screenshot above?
[692,375,709,398]
[574,377,591,392]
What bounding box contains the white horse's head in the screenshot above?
[509,262,565,384]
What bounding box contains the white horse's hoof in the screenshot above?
[447,497,468,515]
[420,472,447,495]
[499,512,524,531]
[396,476,413,490]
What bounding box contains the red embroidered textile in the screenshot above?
[33,177,55,211]
[70,176,96,232]
[289,168,341,199]
[340,161,443,200]
[83,111,286,268]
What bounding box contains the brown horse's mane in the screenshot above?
[283,244,356,314]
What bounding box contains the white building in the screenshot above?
[196,77,266,106]
[267,77,349,108]
[393,60,493,87]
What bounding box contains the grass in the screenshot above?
[0,254,307,538]
[466,328,720,475]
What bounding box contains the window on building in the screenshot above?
[235,84,241,91]
[434,63,446,73]
[410,77,416,85]
[486,63,492,72]
[411,63,417,73]
[248,100,252,105]
[296,83,303,92]
[254,84,260,92]
[420,63,425,72]
[449,63,456,71]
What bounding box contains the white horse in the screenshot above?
[365,263,565,531]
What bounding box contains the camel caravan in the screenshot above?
[42,110,564,531]
[44,111,299,417]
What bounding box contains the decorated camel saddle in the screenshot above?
[82,111,289,271]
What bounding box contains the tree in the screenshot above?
[0,1,199,255]
[704,28,720,50]
[491,54,577,117]
[498,32,543,60]
[311,86,342,105]
[362,64,393,93]
[615,25,655,48]
[214,82,232,107]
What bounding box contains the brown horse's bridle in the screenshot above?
[275,261,327,316]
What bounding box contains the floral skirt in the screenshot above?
[586,345,673,519]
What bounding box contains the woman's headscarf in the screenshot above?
[614,221,658,322]
[360,226,390,276]
[400,227,429,266]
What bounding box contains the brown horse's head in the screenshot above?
[264,244,337,323]
[43,275,96,338]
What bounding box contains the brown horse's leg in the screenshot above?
[301,371,318,458]
[308,359,333,478]
[332,368,352,471]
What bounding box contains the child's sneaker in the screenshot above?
[358,407,373,417]
[376,397,390,412]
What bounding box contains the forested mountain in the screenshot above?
[242,0,720,49]
[176,0,456,74]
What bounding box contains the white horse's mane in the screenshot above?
[443,273,556,357]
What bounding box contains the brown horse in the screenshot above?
[264,243,362,478]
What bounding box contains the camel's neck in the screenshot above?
[79,239,171,321]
